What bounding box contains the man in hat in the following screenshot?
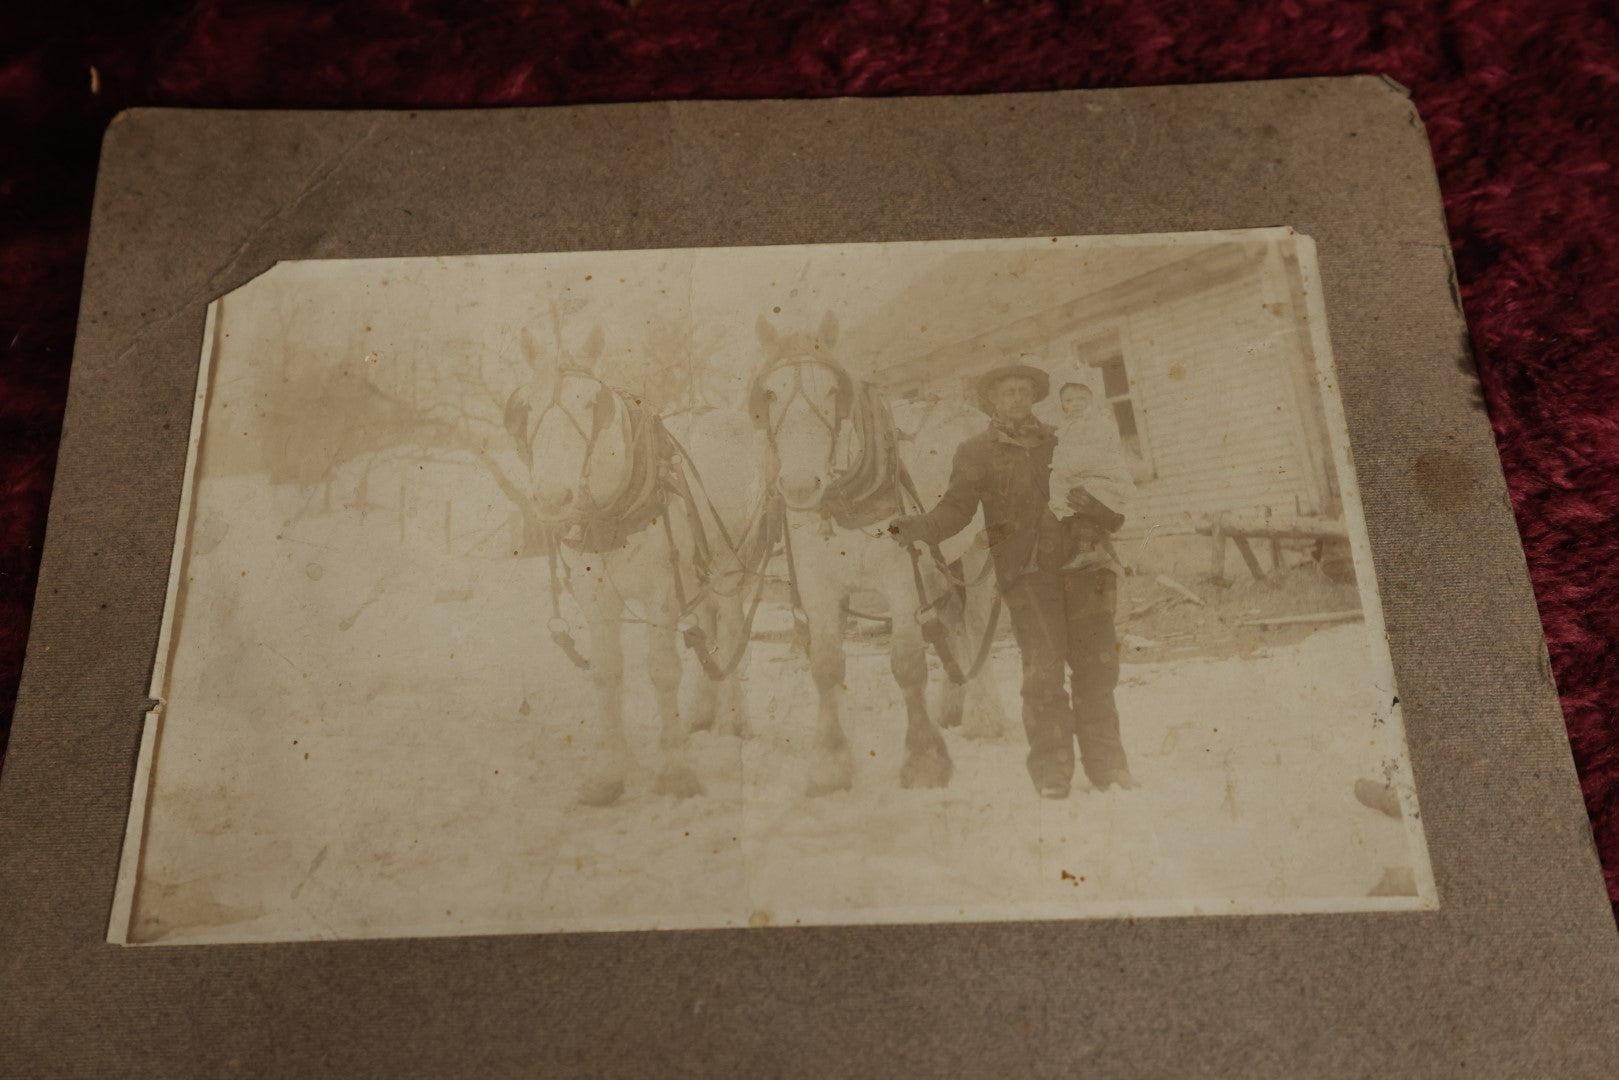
[888,362,1135,799]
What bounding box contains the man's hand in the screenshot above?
[887,515,927,546]
[1066,486,1126,532]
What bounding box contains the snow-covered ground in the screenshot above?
[131,489,1433,944]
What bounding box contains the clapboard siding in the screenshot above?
[1152,424,1297,469]
[1114,248,1321,532]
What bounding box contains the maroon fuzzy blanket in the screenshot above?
[3,1,1616,917]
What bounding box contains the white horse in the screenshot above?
[749,313,1005,795]
[505,340,764,806]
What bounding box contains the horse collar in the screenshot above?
[560,402,672,555]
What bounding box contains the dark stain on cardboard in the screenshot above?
[1412,450,1477,512]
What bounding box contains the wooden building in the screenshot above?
[857,233,1340,537]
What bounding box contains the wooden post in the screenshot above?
[1233,535,1265,580]
[1234,609,1364,628]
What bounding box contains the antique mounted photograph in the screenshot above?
[110,228,1436,945]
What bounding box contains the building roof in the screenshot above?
[842,239,1270,394]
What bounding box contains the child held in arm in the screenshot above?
[1039,381,1136,573]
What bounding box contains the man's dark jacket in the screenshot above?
[907,425,1058,587]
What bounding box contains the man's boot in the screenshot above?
[1076,712,1136,790]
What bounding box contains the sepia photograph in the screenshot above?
[110,228,1436,945]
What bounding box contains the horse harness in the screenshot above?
[751,354,905,532]
[537,365,1002,687]
[536,381,777,681]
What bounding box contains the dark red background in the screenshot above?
[3,1,1616,918]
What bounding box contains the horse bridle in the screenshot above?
[529,371,628,516]
[755,356,854,479]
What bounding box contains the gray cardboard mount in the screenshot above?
[2,77,1615,1077]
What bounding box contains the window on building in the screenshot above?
[1091,352,1157,483]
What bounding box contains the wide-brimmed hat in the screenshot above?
[976,363,1050,413]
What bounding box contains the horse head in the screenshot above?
[504,328,635,523]
[748,311,856,511]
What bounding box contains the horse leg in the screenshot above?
[889,584,953,789]
[577,585,631,807]
[686,601,721,734]
[929,584,968,730]
[648,608,703,799]
[959,672,1010,740]
[803,588,854,796]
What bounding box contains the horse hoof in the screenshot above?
[900,750,954,789]
[655,765,705,799]
[576,777,626,807]
[716,709,751,739]
[806,774,854,797]
[806,747,855,796]
[937,698,965,729]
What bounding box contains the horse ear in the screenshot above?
[582,325,606,365]
[503,387,533,467]
[817,311,840,349]
[755,314,778,350]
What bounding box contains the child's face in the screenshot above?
[1060,385,1093,417]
